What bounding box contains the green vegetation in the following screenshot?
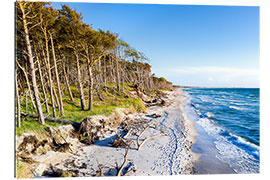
[16,159,33,178]
[15,1,172,134]
[16,83,147,135]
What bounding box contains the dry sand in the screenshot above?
[51,90,200,176]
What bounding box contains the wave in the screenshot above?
[197,117,259,173]
[182,88,260,173]
[206,112,214,118]
[229,105,245,111]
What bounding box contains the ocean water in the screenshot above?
[182,88,260,173]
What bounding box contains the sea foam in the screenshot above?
[183,88,260,174]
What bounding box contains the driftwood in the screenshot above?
[145,98,166,107]
[137,133,167,151]
[117,145,131,176]
[97,164,104,177]
[21,113,80,128]
[136,122,167,150]
[113,134,130,148]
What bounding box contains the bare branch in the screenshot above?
[137,133,167,151]
[29,22,42,31]
[117,145,131,176]
[28,13,38,19]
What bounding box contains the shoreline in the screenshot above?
[180,89,236,174]
[70,89,201,176]
[16,89,201,177]
[181,88,260,174]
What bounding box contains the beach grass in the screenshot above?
[16,83,146,135]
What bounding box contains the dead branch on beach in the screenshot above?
[113,134,130,148]
[137,133,167,150]
[136,122,167,150]
[117,145,131,176]
[97,163,105,177]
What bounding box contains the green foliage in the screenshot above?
[15,2,170,136]
[16,116,63,136]
[159,77,166,82]
[16,83,147,135]
[123,98,146,113]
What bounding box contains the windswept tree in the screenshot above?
[59,5,87,110]
[15,2,173,128]
[80,28,118,110]
[17,1,45,124]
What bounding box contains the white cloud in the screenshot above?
[170,66,259,76]
[154,66,259,87]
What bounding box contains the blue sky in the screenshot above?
[52,2,259,88]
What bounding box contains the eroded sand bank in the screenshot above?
[51,90,200,176]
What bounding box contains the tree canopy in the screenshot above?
[15,2,172,127]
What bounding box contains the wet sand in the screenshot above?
[180,89,236,174]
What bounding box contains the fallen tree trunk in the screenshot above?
[21,112,80,127]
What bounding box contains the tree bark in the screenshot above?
[50,32,64,116]
[15,70,21,127]
[121,60,125,93]
[52,85,60,108]
[25,93,28,114]
[87,58,93,111]
[115,56,121,93]
[103,56,107,92]
[110,55,116,90]
[36,55,49,113]
[16,60,36,110]
[74,51,86,110]
[62,60,74,102]
[43,31,57,118]
[19,2,45,125]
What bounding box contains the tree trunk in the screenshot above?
[62,60,74,102]
[97,58,102,91]
[121,60,125,93]
[50,32,64,116]
[44,31,57,118]
[36,55,49,113]
[103,56,107,92]
[53,85,60,108]
[87,61,93,111]
[15,70,21,127]
[25,93,28,114]
[110,55,116,90]
[74,51,86,110]
[19,2,45,124]
[16,60,36,110]
[115,56,120,93]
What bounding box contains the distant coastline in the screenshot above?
[173,85,259,89]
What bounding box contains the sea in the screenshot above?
[182,88,260,174]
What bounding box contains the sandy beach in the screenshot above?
[15,90,201,177]
[42,90,200,176]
